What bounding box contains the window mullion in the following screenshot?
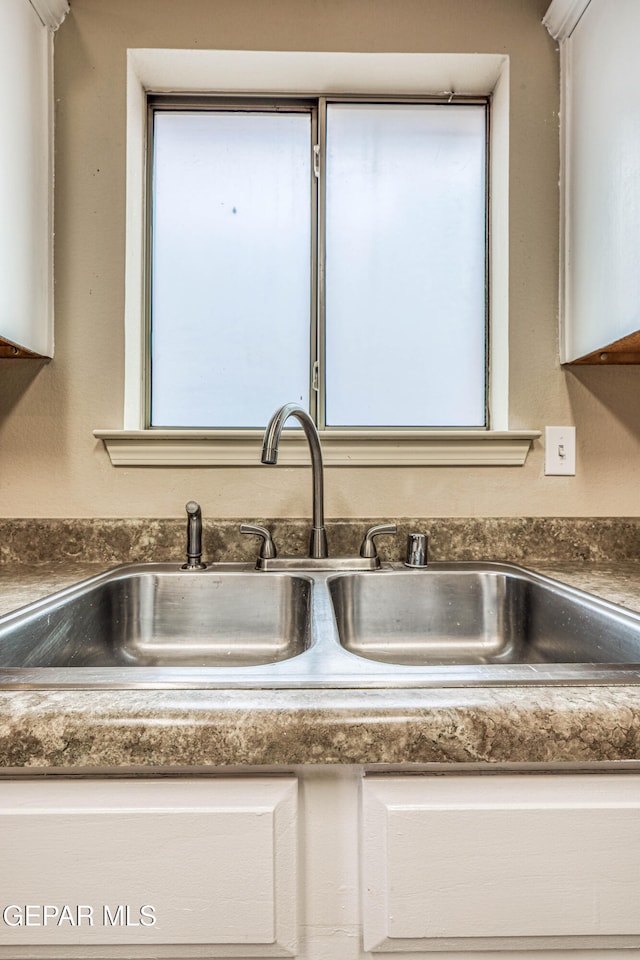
[314,97,327,430]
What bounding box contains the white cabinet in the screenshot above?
[362,774,640,954]
[4,769,640,960]
[546,0,640,364]
[0,0,62,359]
[0,777,298,958]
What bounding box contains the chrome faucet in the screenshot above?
[261,402,328,559]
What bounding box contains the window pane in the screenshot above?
[150,111,312,428]
[324,103,487,427]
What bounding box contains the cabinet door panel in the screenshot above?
[0,777,297,958]
[362,774,640,953]
[0,0,53,357]
[561,0,640,362]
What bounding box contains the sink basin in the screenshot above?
[3,561,640,688]
[328,566,640,666]
[0,565,312,668]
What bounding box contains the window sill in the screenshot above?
[94,429,540,467]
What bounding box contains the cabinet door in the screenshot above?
[560,0,640,363]
[0,0,53,358]
[0,777,297,958]
[362,774,640,953]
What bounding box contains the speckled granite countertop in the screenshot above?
[2,559,640,772]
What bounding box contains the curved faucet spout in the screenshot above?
[261,402,328,559]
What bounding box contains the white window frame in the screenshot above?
[95,49,540,466]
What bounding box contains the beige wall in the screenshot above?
[1,0,639,519]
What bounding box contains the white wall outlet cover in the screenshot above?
[544,426,576,476]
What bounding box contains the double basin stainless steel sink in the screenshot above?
[1,561,640,688]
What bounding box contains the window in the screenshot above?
[149,96,487,430]
[150,103,314,429]
[95,50,539,467]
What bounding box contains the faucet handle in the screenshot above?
[359,523,397,559]
[240,523,278,560]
